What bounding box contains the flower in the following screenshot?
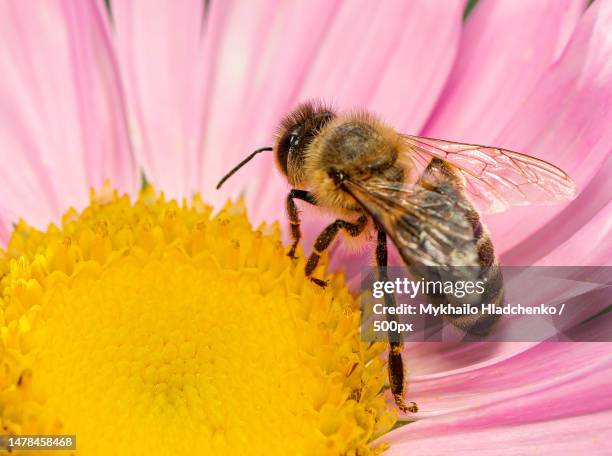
[0,186,395,454]
[0,1,610,455]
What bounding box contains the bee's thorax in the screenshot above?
[304,113,404,213]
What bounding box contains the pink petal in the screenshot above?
[112,0,206,199]
[406,341,538,379]
[536,200,612,266]
[199,0,299,209]
[201,0,344,211]
[384,342,612,454]
[298,0,465,133]
[0,215,9,246]
[0,0,136,234]
[424,0,583,144]
[473,0,612,257]
[205,0,465,240]
[386,410,612,455]
[503,158,612,266]
[406,342,612,418]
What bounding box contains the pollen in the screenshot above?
[0,185,396,455]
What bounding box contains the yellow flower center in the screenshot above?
[0,186,396,455]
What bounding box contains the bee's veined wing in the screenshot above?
[343,178,479,269]
[400,134,577,213]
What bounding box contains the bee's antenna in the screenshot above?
[216,146,273,189]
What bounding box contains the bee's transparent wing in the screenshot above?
[400,134,577,213]
[343,178,479,269]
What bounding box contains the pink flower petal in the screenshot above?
[424,0,583,144]
[503,158,612,266]
[473,0,612,257]
[201,0,344,211]
[0,215,9,246]
[298,0,465,133]
[406,342,611,418]
[386,410,612,455]
[112,0,206,198]
[538,201,611,266]
[206,0,465,253]
[406,342,538,379]
[0,0,136,234]
[384,342,612,454]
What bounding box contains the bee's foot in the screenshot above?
[394,395,418,414]
[287,247,298,260]
[310,277,328,288]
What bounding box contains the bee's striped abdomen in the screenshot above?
[461,208,504,336]
[419,158,504,337]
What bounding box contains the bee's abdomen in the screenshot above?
[419,158,504,337]
[448,208,503,337]
[466,209,495,268]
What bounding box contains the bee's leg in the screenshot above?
[376,229,418,414]
[305,215,368,287]
[286,189,317,259]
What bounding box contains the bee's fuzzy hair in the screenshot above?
[275,99,336,142]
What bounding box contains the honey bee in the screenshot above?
[216,100,577,413]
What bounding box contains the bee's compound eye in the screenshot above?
[289,132,300,149]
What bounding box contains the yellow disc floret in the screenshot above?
[0,186,396,455]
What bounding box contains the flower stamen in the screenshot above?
[0,186,396,455]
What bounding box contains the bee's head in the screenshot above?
[215,100,335,191]
[275,101,336,186]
